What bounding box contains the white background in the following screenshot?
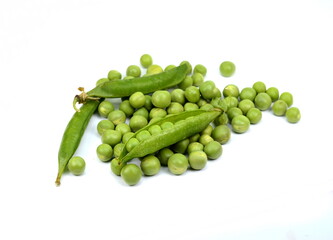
[1,0,333,239]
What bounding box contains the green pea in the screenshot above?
[157,148,173,166]
[167,102,184,114]
[201,124,213,136]
[140,54,153,68]
[96,143,113,162]
[238,99,255,115]
[129,115,148,132]
[110,158,126,176]
[171,89,186,105]
[279,92,293,107]
[126,137,140,152]
[252,81,266,93]
[204,141,222,160]
[173,138,190,154]
[220,61,236,77]
[161,121,174,130]
[102,129,122,146]
[189,133,200,143]
[113,143,125,158]
[147,64,163,75]
[133,107,149,119]
[185,86,201,103]
[272,100,288,116]
[178,76,193,90]
[184,102,199,111]
[149,108,167,119]
[240,87,257,101]
[197,98,208,107]
[151,90,171,108]
[144,95,153,111]
[148,124,162,135]
[180,60,192,75]
[187,142,204,154]
[212,87,222,98]
[199,81,216,100]
[214,112,229,126]
[286,107,301,123]
[254,92,272,111]
[122,132,135,144]
[67,156,85,176]
[192,72,204,86]
[108,110,126,125]
[129,91,146,109]
[121,164,142,186]
[140,155,161,176]
[227,107,243,121]
[97,119,115,136]
[222,84,239,98]
[98,100,115,118]
[168,153,188,175]
[200,103,214,111]
[223,96,239,109]
[136,130,151,142]
[199,134,214,146]
[115,123,131,135]
[122,76,135,80]
[126,65,141,77]
[189,151,207,170]
[266,87,279,102]
[231,115,250,133]
[119,100,135,117]
[193,64,207,76]
[107,70,122,81]
[211,125,231,144]
[246,108,262,124]
[96,78,109,86]
[164,64,176,71]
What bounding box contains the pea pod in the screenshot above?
[73,64,189,111]
[118,109,222,164]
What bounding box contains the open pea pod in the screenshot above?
[117,108,223,164]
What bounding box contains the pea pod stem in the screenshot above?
[73,87,100,112]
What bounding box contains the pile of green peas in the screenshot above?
[67,54,301,186]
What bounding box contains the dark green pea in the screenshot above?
[193,64,207,76]
[157,148,173,166]
[113,143,125,158]
[185,86,201,103]
[108,110,126,125]
[184,102,199,111]
[220,61,235,77]
[152,90,171,108]
[140,155,161,176]
[136,130,151,142]
[252,81,266,93]
[129,115,148,132]
[173,138,190,154]
[126,65,141,78]
[178,76,193,90]
[238,99,255,115]
[180,60,192,75]
[96,143,113,162]
[246,108,262,124]
[222,84,239,98]
[231,115,250,133]
[199,134,214,146]
[199,81,216,100]
[189,151,207,170]
[119,100,135,117]
[126,138,140,152]
[214,112,229,126]
[144,95,153,111]
[140,54,153,68]
[171,89,186,105]
[98,100,115,118]
[97,119,115,136]
[110,158,126,176]
[254,92,272,110]
[148,124,162,135]
[115,123,131,135]
[102,129,122,146]
[67,156,86,176]
[204,141,222,160]
[286,107,301,123]
[272,100,288,116]
[107,70,122,81]
[168,153,188,175]
[211,125,231,144]
[187,142,204,154]
[192,72,204,86]
[149,108,167,119]
[121,164,142,186]
[266,87,279,102]
[227,107,243,121]
[96,78,109,86]
[133,107,149,119]
[167,102,184,114]
[129,91,146,109]
[161,121,174,130]
[280,92,293,107]
[240,87,257,101]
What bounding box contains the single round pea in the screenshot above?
[167,102,184,114]
[144,95,153,111]
[157,148,173,166]
[222,84,239,98]
[200,103,214,111]
[193,64,207,76]
[129,115,148,132]
[238,99,255,115]
[197,98,208,107]
[140,155,161,176]
[98,100,115,118]
[280,92,293,107]
[129,92,146,109]
[246,108,262,124]
[252,81,266,93]
[121,164,142,186]
[189,151,207,170]
[108,110,126,125]
[140,54,153,68]
[110,158,126,176]
[96,144,113,162]
[148,124,162,135]
[214,112,229,126]
[147,64,163,75]
[272,100,288,116]
[266,87,279,102]
[96,77,109,86]
[151,90,171,108]
[107,70,122,81]
[67,156,85,176]
[119,100,135,117]
[149,108,167,119]
[126,137,140,152]
[211,125,231,144]
[115,123,131,135]
[204,141,222,160]
[173,138,190,154]
[286,107,301,123]
[231,115,250,133]
[227,107,243,121]
[168,153,188,175]
[102,129,122,146]
[199,81,216,100]
[126,65,141,77]
[133,107,149,119]
[184,102,199,111]
[113,143,125,158]
[180,60,192,75]
[178,76,193,90]
[187,142,204,154]
[161,121,174,130]
[171,89,186,105]
[164,64,176,71]
[192,73,204,86]
[97,119,115,136]
[254,92,272,111]
[199,134,214,146]
[122,132,135,144]
[220,61,236,77]
[221,96,238,110]
[240,87,257,101]
[185,86,201,103]
[136,130,151,142]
